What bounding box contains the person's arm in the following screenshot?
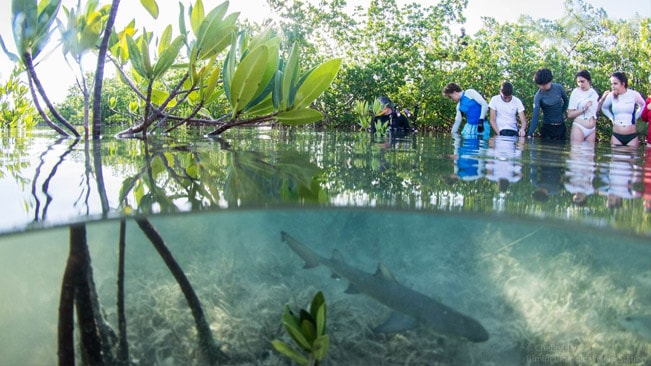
[642,96,651,122]
[517,111,527,137]
[560,84,570,115]
[600,92,614,121]
[527,92,541,137]
[451,103,462,134]
[489,107,498,133]
[634,91,645,120]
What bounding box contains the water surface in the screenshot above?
[0,128,649,365]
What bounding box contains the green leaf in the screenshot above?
[310,291,325,319]
[178,3,186,43]
[126,35,148,78]
[222,35,238,102]
[312,335,329,361]
[152,34,184,79]
[300,318,317,344]
[315,304,326,337]
[274,108,323,126]
[281,43,300,110]
[244,39,279,109]
[242,95,274,117]
[139,32,153,78]
[271,341,308,366]
[199,60,222,104]
[140,0,159,19]
[197,24,236,60]
[0,35,19,62]
[158,24,172,56]
[230,45,269,113]
[284,322,312,352]
[189,0,204,36]
[292,58,341,110]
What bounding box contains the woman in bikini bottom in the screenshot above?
[612,132,638,146]
[572,122,596,139]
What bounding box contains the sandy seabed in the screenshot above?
[97,210,651,366]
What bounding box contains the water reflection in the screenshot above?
[1,129,651,365]
[598,145,643,209]
[564,143,596,206]
[1,129,650,236]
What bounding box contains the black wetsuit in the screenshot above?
[371,109,412,133]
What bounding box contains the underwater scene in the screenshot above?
[1,210,650,365]
[1,128,650,365]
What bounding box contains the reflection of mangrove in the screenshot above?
[224,150,324,204]
[118,144,325,212]
[31,138,77,221]
[59,219,229,364]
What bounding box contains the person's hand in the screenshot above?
[599,90,611,102]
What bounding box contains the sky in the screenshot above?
[0,0,649,102]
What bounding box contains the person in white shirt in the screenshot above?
[488,82,527,137]
[600,71,646,147]
[567,70,600,144]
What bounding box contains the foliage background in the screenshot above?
[4,0,651,140]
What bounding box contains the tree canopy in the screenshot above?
[1,0,650,139]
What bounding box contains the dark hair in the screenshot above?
[533,68,553,85]
[500,82,513,96]
[575,69,592,83]
[378,96,393,108]
[443,82,462,96]
[611,71,628,88]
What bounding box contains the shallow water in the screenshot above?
[0,128,650,365]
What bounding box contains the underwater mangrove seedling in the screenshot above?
[272,291,329,366]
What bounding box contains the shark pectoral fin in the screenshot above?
[374,262,398,282]
[373,312,418,333]
[331,249,346,263]
[344,284,360,294]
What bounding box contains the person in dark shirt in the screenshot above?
[371,96,413,133]
[527,68,569,140]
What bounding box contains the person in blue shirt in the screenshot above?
[443,82,489,138]
[527,68,570,140]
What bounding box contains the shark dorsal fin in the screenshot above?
[331,249,345,263]
[374,262,397,282]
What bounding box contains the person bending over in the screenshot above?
[443,82,489,139]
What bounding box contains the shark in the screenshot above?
[280,231,489,342]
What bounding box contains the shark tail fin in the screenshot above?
[281,231,320,269]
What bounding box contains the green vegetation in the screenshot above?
[0,0,649,139]
[0,68,38,130]
[273,291,329,366]
[0,0,341,138]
